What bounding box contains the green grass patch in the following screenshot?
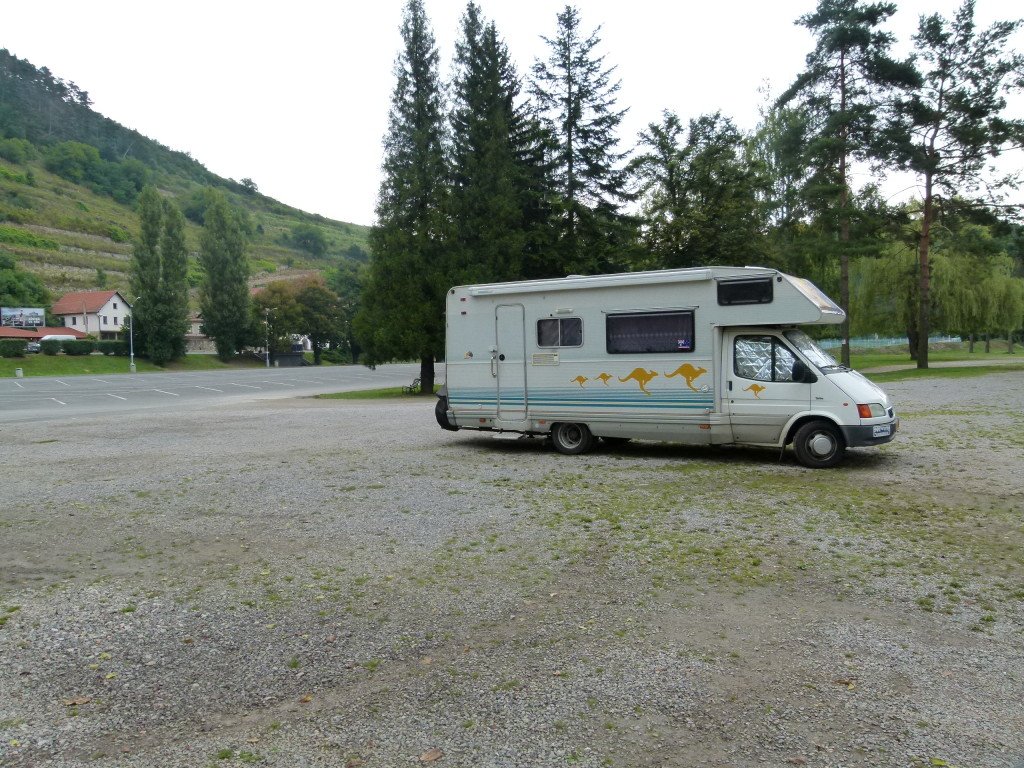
[868,364,1024,383]
[851,343,1023,370]
[1,352,263,378]
[317,385,441,400]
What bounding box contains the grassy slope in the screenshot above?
[0,352,266,377]
[0,155,369,299]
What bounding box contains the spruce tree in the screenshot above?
[129,185,190,366]
[634,111,763,270]
[355,0,449,393]
[530,5,633,275]
[199,191,252,361]
[450,3,541,284]
[778,0,919,366]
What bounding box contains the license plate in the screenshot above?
[872,424,891,437]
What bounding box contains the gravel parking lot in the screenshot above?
[1,372,1023,768]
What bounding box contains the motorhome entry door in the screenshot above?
[495,304,527,420]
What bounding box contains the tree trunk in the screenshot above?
[917,175,934,369]
[1008,332,1015,355]
[838,52,851,369]
[968,332,975,353]
[419,354,435,395]
[984,333,991,353]
[907,327,919,361]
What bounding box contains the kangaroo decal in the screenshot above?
[571,375,589,388]
[596,372,614,386]
[744,383,766,399]
[664,363,708,392]
[619,368,659,395]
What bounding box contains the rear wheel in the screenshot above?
[435,397,459,431]
[550,422,595,455]
[792,420,844,468]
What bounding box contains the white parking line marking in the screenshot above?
[230,383,261,389]
[93,378,111,383]
[153,389,180,397]
[262,381,295,386]
[195,386,224,393]
[54,379,69,386]
[51,397,66,405]
[14,381,23,388]
[107,393,128,400]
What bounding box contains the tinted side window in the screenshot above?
[606,311,694,354]
[537,317,582,347]
[718,277,773,305]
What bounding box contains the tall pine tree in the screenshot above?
[892,0,1024,368]
[355,0,450,393]
[449,2,554,283]
[129,186,189,366]
[530,5,634,276]
[199,191,252,361]
[778,0,918,365]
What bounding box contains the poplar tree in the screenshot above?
[129,185,189,365]
[199,191,252,361]
[892,0,1024,368]
[530,5,633,275]
[778,0,918,365]
[355,0,449,393]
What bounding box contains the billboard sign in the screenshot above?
[1,307,45,327]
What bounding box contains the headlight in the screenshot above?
[857,403,886,419]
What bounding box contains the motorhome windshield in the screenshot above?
[784,329,844,370]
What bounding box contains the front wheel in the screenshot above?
[792,420,845,468]
[550,422,595,455]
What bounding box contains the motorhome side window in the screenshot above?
[718,277,773,305]
[537,317,583,347]
[734,335,797,382]
[606,311,694,354]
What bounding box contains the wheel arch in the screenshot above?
[783,413,846,448]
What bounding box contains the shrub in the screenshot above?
[0,225,59,250]
[0,138,36,164]
[320,348,348,364]
[40,339,61,355]
[0,339,26,357]
[96,340,128,356]
[62,339,95,356]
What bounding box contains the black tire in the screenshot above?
[435,397,459,432]
[550,422,595,455]
[792,420,845,468]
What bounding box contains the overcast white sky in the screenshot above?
[4,1,1021,226]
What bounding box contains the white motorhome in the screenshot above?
[436,266,898,468]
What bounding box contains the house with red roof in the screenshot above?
[50,290,132,341]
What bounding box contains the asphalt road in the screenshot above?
[0,362,422,424]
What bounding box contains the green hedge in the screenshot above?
[40,339,61,355]
[97,340,128,356]
[0,339,26,357]
[62,339,95,356]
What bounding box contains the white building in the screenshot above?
[51,290,131,341]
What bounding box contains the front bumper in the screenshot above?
[841,418,899,447]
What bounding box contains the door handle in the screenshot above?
[490,350,497,377]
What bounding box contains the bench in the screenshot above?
[402,377,421,394]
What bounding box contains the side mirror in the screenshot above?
[792,359,818,383]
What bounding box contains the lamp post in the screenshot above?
[128,296,141,373]
[264,307,276,368]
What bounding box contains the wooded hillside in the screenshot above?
[0,49,370,300]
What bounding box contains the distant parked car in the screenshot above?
[25,341,41,353]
